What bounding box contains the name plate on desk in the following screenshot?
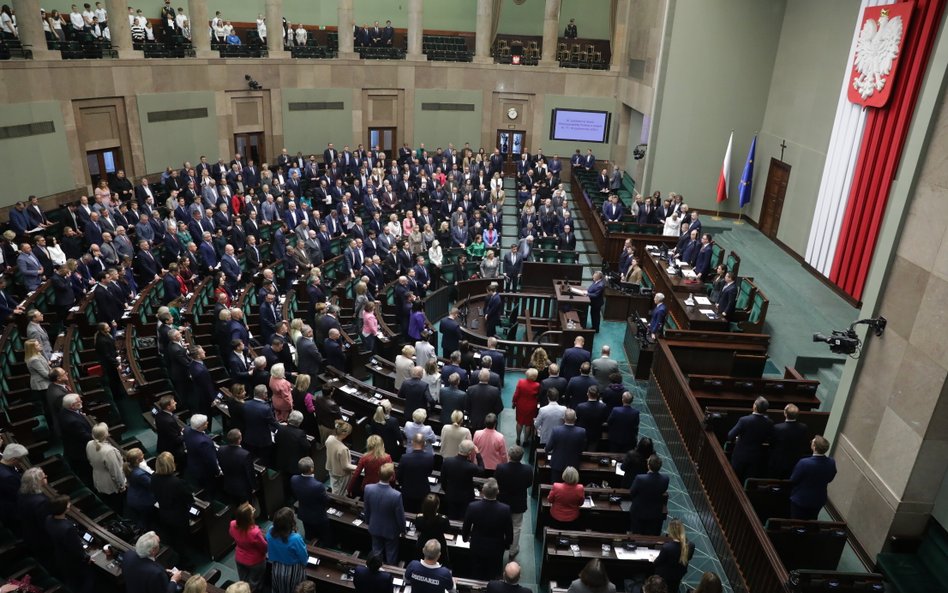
[307,556,320,566]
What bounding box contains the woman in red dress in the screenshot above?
[512,367,541,446]
[347,435,394,498]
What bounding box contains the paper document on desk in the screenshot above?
[614,464,625,476]
[699,309,716,316]
[569,287,585,295]
[453,536,471,548]
[340,385,358,395]
[682,269,697,279]
[615,547,660,561]
[581,497,595,508]
[694,296,711,305]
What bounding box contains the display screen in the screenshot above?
[550,109,611,143]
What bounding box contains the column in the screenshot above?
[265,0,286,57]
[12,0,55,59]
[187,0,211,57]
[102,0,135,57]
[473,0,492,64]
[540,0,560,67]
[337,0,356,58]
[406,0,424,61]
[610,0,630,72]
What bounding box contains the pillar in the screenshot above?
[540,0,560,67]
[187,0,212,57]
[265,0,286,57]
[473,0,492,64]
[407,0,423,60]
[610,0,630,72]
[12,0,55,59]
[337,0,356,58]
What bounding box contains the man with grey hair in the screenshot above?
[440,439,485,520]
[296,324,322,377]
[649,291,667,339]
[462,477,513,581]
[218,428,254,505]
[60,393,93,484]
[275,409,310,478]
[184,414,220,495]
[467,368,502,431]
[123,531,186,591]
[0,443,29,526]
[405,539,454,593]
[26,309,52,360]
[291,456,329,542]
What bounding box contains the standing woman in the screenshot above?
[17,467,51,556]
[361,301,380,354]
[266,507,308,593]
[229,502,268,593]
[394,344,415,389]
[512,368,541,446]
[123,448,155,530]
[325,420,357,495]
[529,347,552,383]
[85,422,126,512]
[291,374,318,436]
[653,519,695,593]
[369,400,403,463]
[348,435,393,497]
[413,494,451,565]
[353,282,370,337]
[151,452,195,569]
[479,249,499,278]
[25,339,51,407]
[269,363,293,422]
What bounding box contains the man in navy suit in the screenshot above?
[484,282,503,338]
[768,404,811,479]
[687,210,702,235]
[220,244,241,294]
[183,414,220,495]
[198,232,218,274]
[217,428,255,504]
[576,386,610,450]
[363,463,405,563]
[486,562,531,593]
[680,229,700,265]
[629,454,669,535]
[397,433,435,513]
[439,308,462,357]
[324,328,346,371]
[292,457,329,541]
[565,362,597,409]
[482,337,506,387]
[607,392,641,453]
[727,396,774,483]
[242,385,279,464]
[462,478,513,581]
[546,410,586,479]
[717,272,738,319]
[59,394,93,484]
[494,446,533,559]
[400,366,434,417]
[649,293,667,339]
[581,271,606,332]
[693,233,714,280]
[122,531,186,593]
[259,292,280,344]
[790,436,837,519]
[583,149,596,171]
[603,194,624,221]
[227,340,252,385]
[559,336,592,381]
[189,347,217,423]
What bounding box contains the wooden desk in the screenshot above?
[540,529,669,590]
[536,485,631,536]
[522,261,583,293]
[641,250,729,332]
[533,450,626,494]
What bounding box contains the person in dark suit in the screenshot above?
[363,463,405,564]
[93,274,123,327]
[462,478,513,581]
[629,454,669,535]
[400,366,434,416]
[440,308,462,357]
[559,337,592,381]
[607,392,641,453]
[397,432,435,513]
[495,446,533,559]
[16,467,51,556]
[648,292,668,339]
[768,404,811,479]
[693,234,714,280]
[275,411,311,478]
[486,561,531,593]
[717,272,738,320]
[565,362,598,409]
[94,322,128,401]
[441,351,469,390]
[354,552,394,593]
[121,530,187,593]
[59,394,93,483]
[324,328,347,371]
[575,386,609,450]
[217,429,255,505]
[539,364,568,406]
[189,347,217,423]
[789,436,837,520]
[259,292,280,344]
[45,496,96,593]
[466,369,503,431]
[227,340,252,385]
[502,244,523,292]
[484,282,502,338]
[166,330,193,403]
[546,409,586,479]
[439,373,468,424]
[242,385,279,464]
[440,440,485,520]
[292,456,330,542]
[727,396,774,483]
[154,395,186,467]
[296,326,323,377]
[183,415,220,495]
[653,519,695,593]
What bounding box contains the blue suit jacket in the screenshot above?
[547,424,587,473]
[484,293,502,323]
[397,449,435,500]
[630,471,669,521]
[439,317,461,357]
[221,255,241,284]
[242,399,278,448]
[718,282,737,317]
[291,474,328,526]
[183,427,219,478]
[790,455,837,509]
[354,566,394,593]
[9,208,30,233]
[560,347,592,381]
[363,483,405,539]
[680,240,700,265]
[607,405,641,448]
[121,549,178,593]
[694,244,713,278]
[198,241,218,271]
[649,303,667,334]
[162,273,181,304]
[727,413,774,469]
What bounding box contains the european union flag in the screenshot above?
[738,135,757,208]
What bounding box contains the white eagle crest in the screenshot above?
[852,9,904,100]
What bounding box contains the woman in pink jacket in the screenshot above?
[269,363,293,422]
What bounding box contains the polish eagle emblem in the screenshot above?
[852,8,904,100]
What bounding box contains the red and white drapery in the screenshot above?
[805,0,945,301]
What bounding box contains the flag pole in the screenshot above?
[734,205,745,225]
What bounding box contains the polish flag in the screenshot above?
[716,132,733,203]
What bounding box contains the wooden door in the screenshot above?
[234,132,266,166]
[369,127,397,154]
[759,158,790,238]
